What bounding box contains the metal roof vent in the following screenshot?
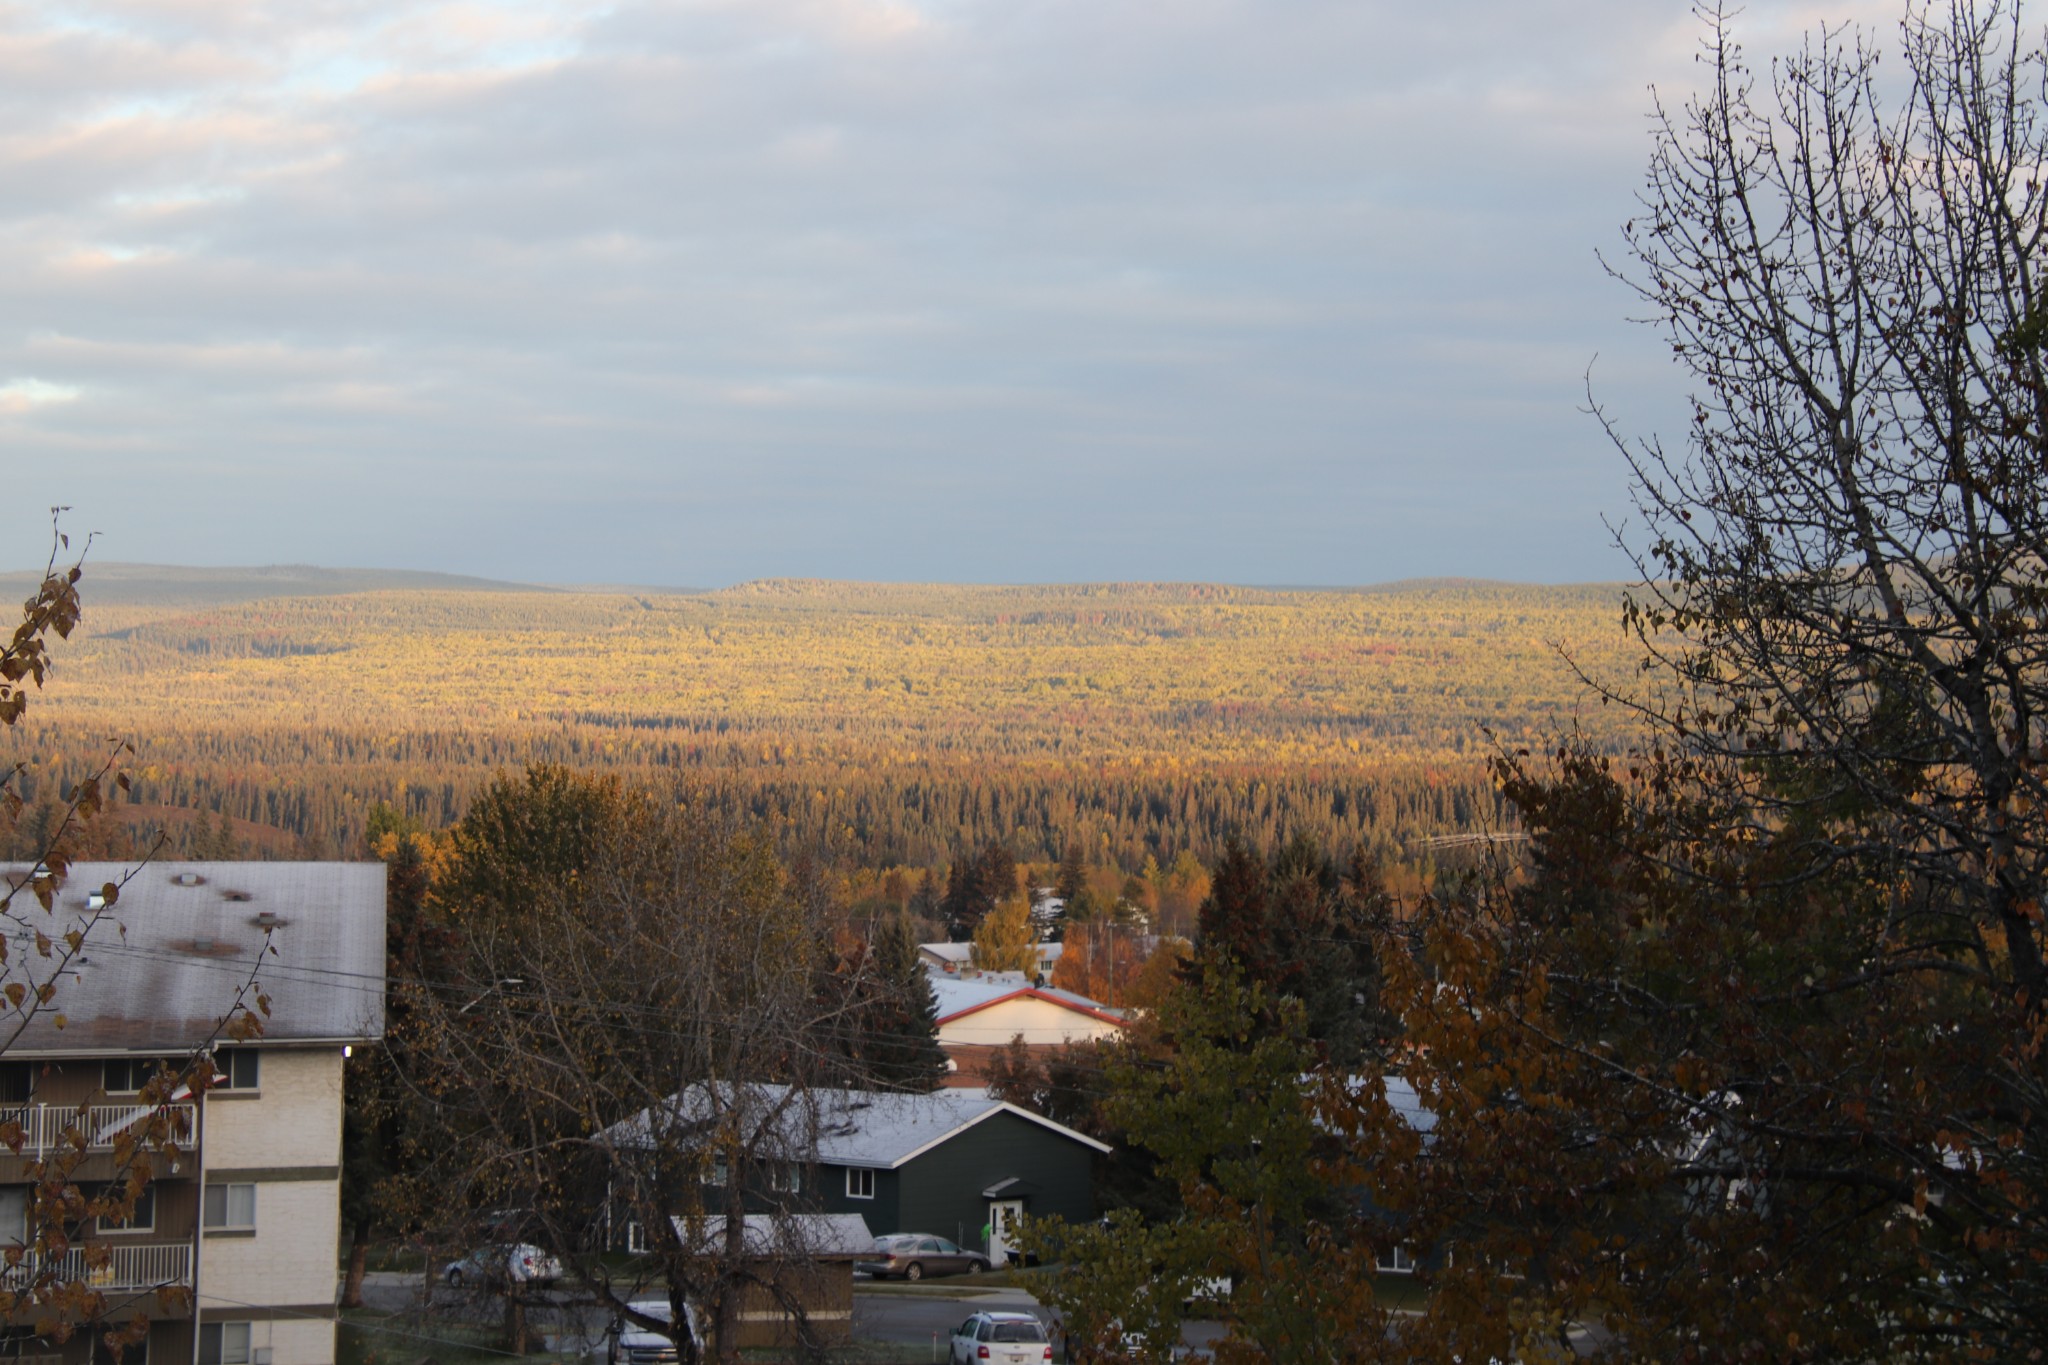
[253,911,284,930]
[221,890,252,903]
[171,872,205,887]
[192,937,215,952]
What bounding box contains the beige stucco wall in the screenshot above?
[198,1048,345,1363]
[201,1048,344,1170]
[200,1177,340,1311]
[938,998,1123,1047]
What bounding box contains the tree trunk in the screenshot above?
[505,1290,530,1356]
[339,1218,372,1309]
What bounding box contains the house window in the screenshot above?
[769,1163,802,1194]
[197,1324,250,1365]
[98,1184,156,1234]
[845,1168,875,1200]
[101,1059,167,1095]
[708,1155,728,1188]
[203,1184,256,1231]
[214,1050,259,1091]
[1376,1245,1416,1275]
[624,1220,646,1254]
[0,1064,32,1106]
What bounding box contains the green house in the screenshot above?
[613,1084,1111,1266]
[803,1088,1110,1262]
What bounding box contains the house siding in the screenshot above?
[809,1166,899,1237]
[890,1111,1095,1250]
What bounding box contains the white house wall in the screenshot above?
[937,998,1122,1047]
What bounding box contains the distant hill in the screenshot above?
[0,563,558,608]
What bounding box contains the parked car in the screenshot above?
[949,1312,1052,1364]
[443,1242,562,1290]
[606,1298,701,1365]
[856,1233,990,1280]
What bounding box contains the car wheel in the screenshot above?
[969,1258,988,1274]
[446,1268,463,1288]
[904,1262,924,1282]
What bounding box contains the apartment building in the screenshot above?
[0,862,386,1365]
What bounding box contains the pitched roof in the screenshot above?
[669,1212,876,1258]
[609,1082,1113,1167]
[0,861,386,1054]
[928,976,1124,1027]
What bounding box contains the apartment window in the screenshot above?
[624,1220,647,1254]
[769,1163,802,1194]
[97,1184,156,1234]
[213,1050,259,1091]
[708,1155,728,1188]
[197,1324,250,1365]
[202,1184,256,1231]
[101,1059,167,1095]
[0,1064,32,1106]
[845,1168,875,1200]
[0,1189,24,1245]
[1376,1245,1417,1275]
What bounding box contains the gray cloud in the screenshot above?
[1,0,1890,585]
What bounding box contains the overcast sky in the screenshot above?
[1,0,1893,587]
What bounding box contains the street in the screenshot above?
[348,1272,1227,1361]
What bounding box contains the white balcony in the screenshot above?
[1,1241,193,1293]
[0,1103,198,1158]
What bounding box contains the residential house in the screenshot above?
[928,975,1124,1087]
[0,862,386,1365]
[610,1084,1110,1267]
[916,942,1064,978]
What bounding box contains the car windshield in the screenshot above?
[991,1322,1046,1343]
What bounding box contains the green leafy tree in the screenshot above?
[1029,970,1403,1363]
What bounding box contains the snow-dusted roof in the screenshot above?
[918,942,1064,967]
[0,861,386,1054]
[609,1082,1112,1168]
[669,1212,876,1258]
[929,976,1123,1026]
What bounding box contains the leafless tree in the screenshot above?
[1594,0,2048,1342]
[402,796,896,1365]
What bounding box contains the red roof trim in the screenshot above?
[933,988,1125,1029]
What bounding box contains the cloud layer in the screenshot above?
[0,0,1893,584]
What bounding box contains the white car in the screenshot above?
[949,1311,1052,1365]
[442,1242,562,1289]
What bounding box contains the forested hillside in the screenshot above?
[9,574,1642,873]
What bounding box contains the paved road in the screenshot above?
[350,1272,1224,1360]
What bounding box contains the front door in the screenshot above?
[986,1199,1026,1265]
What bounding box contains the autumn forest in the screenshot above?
[5,566,1640,901]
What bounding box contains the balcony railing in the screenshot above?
[0,1242,193,1293]
[0,1103,197,1158]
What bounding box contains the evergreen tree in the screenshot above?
[1187,835,1391,1067]
[1054,841,1088,904]
[851,913,946,1091]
